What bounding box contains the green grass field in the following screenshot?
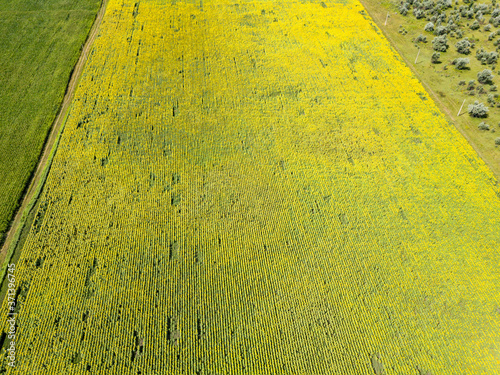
[0,0,101,246]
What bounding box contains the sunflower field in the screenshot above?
[1,0,499,374]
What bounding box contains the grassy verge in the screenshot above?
[359,0,500,179]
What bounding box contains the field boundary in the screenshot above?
[358,0,499,181]
[0,0,109,279]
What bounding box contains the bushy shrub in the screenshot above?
[422,0,434,9]
[400,5,409,15]
[414,9,425,19]
[470,20,480,29]
[415,34,428,43]
[466,10,475,19]
[485,24,492,32]
[454,57,470,69]
[490,84,498,91]
[456,39,471,54]
[435,25,448,35]
[488,51,499,64]
[488,93,496,105]
[478,69,494,84]
[432,35,449,51]
[495,137,500,145]
[459,80,466,85]
[491,16,500,27]
[477,49,499,65]
[424,22,435,31]
[468,101,489,117]
[478,121,490,130]
[474,3,490,14]
[431,52,441,63]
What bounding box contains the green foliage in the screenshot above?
[414,8,426,19]
[456,38,472,54]
[435,25,448,35]
[468,101,489,117]
[431,51,441,63]
[476,48,499,65]
[474,3,490,14]
[491,15,500,27]
[488,93,497,105]
[424,21,435,31]
[432,35,449,51]
[415,33,428,43]
[470,20,480,29]
[478,121,491,130]
[454,57,470,69]
[478,69,494,84]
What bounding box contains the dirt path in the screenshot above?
[0,0,109,264]
[358,0,499,180]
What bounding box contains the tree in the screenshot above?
[424,22,435,31]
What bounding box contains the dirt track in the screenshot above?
[0,0,109,263]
